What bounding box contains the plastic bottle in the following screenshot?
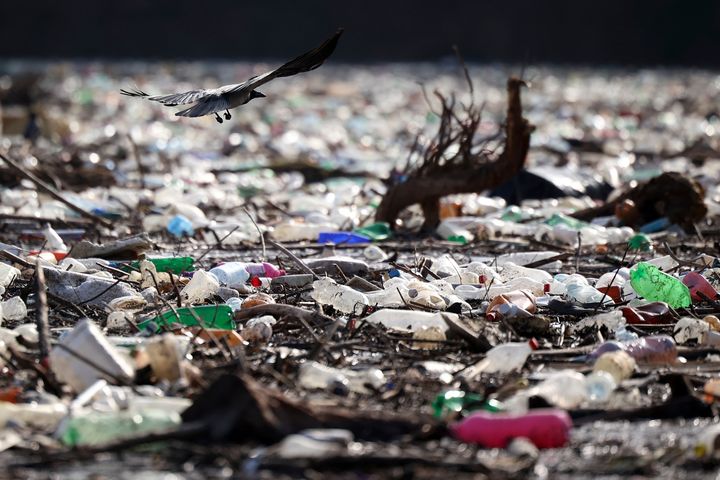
[59,409,181,446]
[298,361,385,394]
[621,335,678,364]
[311,277,369,315]
[129,256,194,274]
[534,370,588,409]
[210,262,250,288]
[431,390,503,419]
[584,371,618,402]
[682,271,718,302]
[564,280,615,306]
[406,281,447,310]
[141,304,235,331]
[43,223,68,252]
[180,270,219,304]
[464,339,539,375]
[437,220,474,243]
[629,262,691,308]
[620,302,673,324]
[167,214,194,238]
[225,297,243,312]
[0,401,68,430]
[592,350,636,384]
[450,409,572,448]
[363,309,455,332]
[642,255,679,272]
[486,290,537,321]
[500,262,552,284]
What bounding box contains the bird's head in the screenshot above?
[250,90,266,101]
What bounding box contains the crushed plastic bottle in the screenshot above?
[310,277,369,314]
[486,290,537,321]
[180,270,219,304]
[629,262,691,308]
[682,271,718,302]
[140,305,235,331]
[59,408,182,446]
[464,338,539,375]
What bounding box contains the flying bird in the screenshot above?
[120,29,343,123]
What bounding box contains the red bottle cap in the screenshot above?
[479,275,487,284]
[250,276,262,288]
[543,283,550,293]
[528,338,539,350]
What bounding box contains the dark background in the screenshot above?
[1,0,720,66]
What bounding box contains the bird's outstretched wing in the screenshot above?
[228,28,344,95]
[175,95,231,117]
[119,87,216,106]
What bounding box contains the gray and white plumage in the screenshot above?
[121,29,343,119]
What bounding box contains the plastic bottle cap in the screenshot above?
[543,283,550,293]
[478,275,487,284]
[528,338,539,350]
[250,277,262,288]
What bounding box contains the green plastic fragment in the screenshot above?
[544,213,588,230]
[629,262,691,308]
[431,390,503,419]
[354,222,392,241]
[447,235,468,245]
[628,233,653,252]
[139,305,235,331]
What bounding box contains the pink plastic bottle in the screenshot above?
[622,334,677,364]
[450,409,572,448]
[682,272,718,303]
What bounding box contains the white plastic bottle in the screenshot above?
[209,262,250,288]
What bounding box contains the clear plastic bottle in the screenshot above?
[298,361,385,394]
[363,309,453,332]
[210,262,250,288]
[534,370,588,408]
[564,280,615,306]
[310,277,369,314]
[464,338,539,375]
[500,262,552,284]
[584,371,617,401]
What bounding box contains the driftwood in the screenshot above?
[570,171,707,230]
[375,76,533,230]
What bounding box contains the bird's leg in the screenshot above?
[224,110,231,120]
[215,112,223,123]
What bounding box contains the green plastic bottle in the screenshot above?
[139,304,236,331]
[544,213,588,230]
[431,390,503,419]
[60,409,181,446]
[629,262,691,308]
[354,222,392,241]
[127,256,195,274]
[628,233,653,252]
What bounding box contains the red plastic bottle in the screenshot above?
[450,409,572,449]
[621,302,673,324]
[682,272,718,303]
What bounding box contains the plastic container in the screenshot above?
[167,214,194,237]
[486,290,537,321]
[621,335,678,364]
[673,317,710,344]
[49,319,135,393]
[363,309,455,332]
[451,409,572,448]
[59,408,181,446]
[465,339,538,375]
[621,302,673,324]
[140,304,236,331]
[310,277,369,314]
[298,361,385,394]
[180,270,219,304]
[629,262,691,308]
[317,231,371,244]
[682,271,718,302]
[592,350,636,384]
